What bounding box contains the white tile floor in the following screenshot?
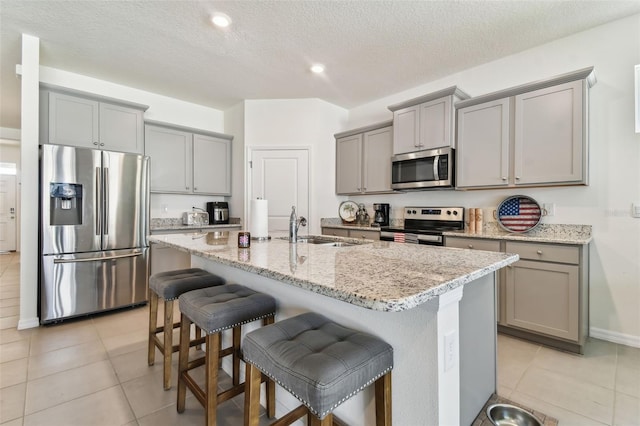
[1,251,639,425]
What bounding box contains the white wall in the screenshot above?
[243,99,348,234]
[225,101,246,226]
[345,14,640,343]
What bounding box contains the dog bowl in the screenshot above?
[486,403,543,426]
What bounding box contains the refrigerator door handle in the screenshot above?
[53,251,143,264]
[95,166,102,236]
[103,167,109,236]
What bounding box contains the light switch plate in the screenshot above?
[633,202,640,218]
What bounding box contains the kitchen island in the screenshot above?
[148,231,518,425]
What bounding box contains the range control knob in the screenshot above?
[453,210,458,216]
[412,210,417,214]
[446,210,452,215]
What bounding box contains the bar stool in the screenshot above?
[243,312,393,426]
[148,268,226,389]
[177,284,277,426]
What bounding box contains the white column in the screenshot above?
[18,34,40,329]
[429,285,464,425]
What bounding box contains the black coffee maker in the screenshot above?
[372,203,390,227]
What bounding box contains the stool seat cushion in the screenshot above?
[179,284,276,334]
[243,312,393,419]
[150,268,225,301]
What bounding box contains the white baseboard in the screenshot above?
[18,317,40,330]
[590,327,640,348]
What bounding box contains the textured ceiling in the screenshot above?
[1,0,640,129]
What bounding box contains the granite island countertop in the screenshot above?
[148,230,518,312]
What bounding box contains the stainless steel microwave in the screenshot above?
[391,147,454,190]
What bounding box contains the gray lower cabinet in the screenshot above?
[40,89,147,154]
[456,67,596,189]
[445,236,589,353]
[321,227,380,240]
[145,121,232,195]
[335,122,393,195]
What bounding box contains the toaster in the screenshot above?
[182,211,209,226]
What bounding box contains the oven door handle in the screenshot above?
[433,155,440,181]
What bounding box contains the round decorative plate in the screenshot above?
[496,195,543,233]
[338,201,359,223]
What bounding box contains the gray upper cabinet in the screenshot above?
[456,67,595,189]
[193,133,231,195]
[145,121,232,195]
[41,88,147,154]
[388,86,469,154]
[335,121,393,195]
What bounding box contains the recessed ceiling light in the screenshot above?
[310,64,325,74]
[211,13,232,28]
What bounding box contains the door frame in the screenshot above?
[246,146,312,233]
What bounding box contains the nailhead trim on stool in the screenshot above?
[243,312,393,423]
[147,268,225,390]
[177,284,277,426]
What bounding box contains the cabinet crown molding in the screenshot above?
[145,119,233,141]
[387,86,471,112]
[456,67,596,110]
[40,83,150,111]
[333,119,393,139]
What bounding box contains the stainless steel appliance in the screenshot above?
[372,203,390,227]
[380,206,464,246]
[206,201,229,224]
[39,144,149,324]
[391,146,454,190]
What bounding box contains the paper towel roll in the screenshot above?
[250,199,269,238]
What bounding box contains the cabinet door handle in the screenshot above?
[194,187,198,191]
[501,177,507,181]
[100,143,105,146]
[186,186,190,190]
[468,244,473,249]
[362,187,366,191]
[536,250,543,255]
[515,176,521,180]
[93,141,99,145]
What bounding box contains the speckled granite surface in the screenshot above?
[150,217,241,231]
[444,223,592,245]
[472,394,558,426]
[148,230,518,312]
[322,218,591,244]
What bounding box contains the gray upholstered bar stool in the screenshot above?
[148,268,226,389]
[243,312,394,426]
[177,284,277,426]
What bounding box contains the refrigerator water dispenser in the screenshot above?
[50,183,83,225]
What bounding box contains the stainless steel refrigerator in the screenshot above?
[40,144,149,324]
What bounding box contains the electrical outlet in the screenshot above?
[444,331,457,372]
[543,203,555,216]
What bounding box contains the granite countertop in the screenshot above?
[148,230,518,312]
[443,223,592,245]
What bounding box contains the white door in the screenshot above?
[249,148,309,232]
[0,174,17,252]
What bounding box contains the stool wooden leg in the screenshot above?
[232,326,241,386]
[195,325,202,350]
[162,299,174,390]
[177,314,191,413]
[375,372,392,426]
[206,332,221,426]
[148,291,158,366]
[309,413,333,426]
[244,363,262,426]
[263,316,276,418]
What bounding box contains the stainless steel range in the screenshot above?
[380,206,465,246]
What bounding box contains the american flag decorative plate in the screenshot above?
[497,195,543,233]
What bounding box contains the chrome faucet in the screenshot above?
[289,206,307,242]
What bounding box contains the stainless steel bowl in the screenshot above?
[486,404,543,426]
